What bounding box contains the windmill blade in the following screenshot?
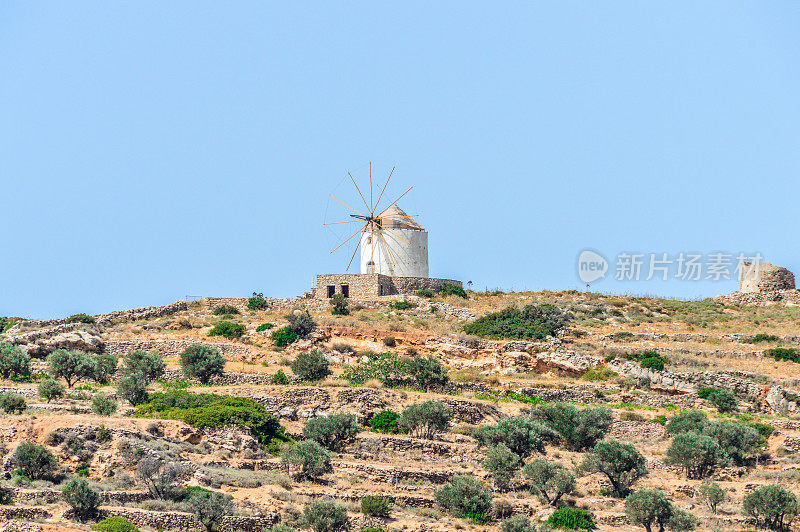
[377,231,397,267]
[346,237,361,271]
[323,219,362,226]
[373,166,395,213]
[330,223,368,254]
[329,194,366,217]
[348,172,371,214]
[379,185,413,214]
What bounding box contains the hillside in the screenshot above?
[2,290,800,532]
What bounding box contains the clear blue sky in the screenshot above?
[2,2,799,319]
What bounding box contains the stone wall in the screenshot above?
[96,507,280,532]
[104,339,253,359]
[740,262,795,293]
[314,273,462,300]
[18,301,188,329]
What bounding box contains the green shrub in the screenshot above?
[665,410,708,435]
[12,442,58,480]
[281,440,332,480]
[581,364,618,382]
[434,475,493,523]
[743,484,800,531]
[303,413,362,452]
[135,390,287,448]
[291,350,331,381]
[501,515,537,532]
[530,403,613,451]
[439,283,468,299]
[640,356,665,371]
[697,479,726,514]
[91,393,118,416]
[122,350,166,382]
[463,304,571,341]
[256,323,275,332]
[581,439,648,497]
[390,300,416,310]
[330,293,349,316]
[92,517,140,532]
[697,387,717,399]
[180,344,226,383]
[247,295,269,311]
[752,334,780,343]
[0,342,31,379]
[270,369,289,385]
[369,410,401,434]
[482,443,521,490]
[382,336,396,347]
[287,311,316,337]
[547,508,596,530]
[38,378,65,402]
[62,477,100,521]
[361,495,392,517]
[766,348,800,363]
[67,313,95,324]
[416,289,434,298]
[408,354,449,391]
[212,305,239,315]
[0,392,26,414]
[708,388,737,413]
[625,489,677,532]
[117,373,149,406]
[341,352,411,387]
[523,458,576,505]
[473,416,556,458]
[48,349,94,387]
[399,400,452,439]
[91,353,119,384]
[271,326,298,347]
[208,321,245,339]
[300,500,349,532]
[187,488,234,532]
[665,431,723,479]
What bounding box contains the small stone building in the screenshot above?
[739,262,796,293]
[314,274,461,300]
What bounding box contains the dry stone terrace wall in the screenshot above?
[104,339,253,359]
[18,300,188,328]
[95,507,280,532]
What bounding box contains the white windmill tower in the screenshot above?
[326,163,429,278]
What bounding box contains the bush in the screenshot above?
[91,353,119,384]
[117,373,149,405]
[408,354,449,391]
[530,403,613,451]
[48,349,94,387]
[523,458,576,505]
[416,289,434,298]
[440,283,468,299]
[361,495,392,517]
[697,479,726,514]
[270,369,289,385]
[256,323,275,332]
[271,326,298,347]
[766,348,800,363]
[581,364,618,382]
[390,300,416,310]
[0,392,26,414]
[38,378,65,402]
[287,311,315,338]
[330,293,349,316]
[382,336,396,347]
[303,413,362,452]
[187,488,234,532]
[67,313,96,324]
[665,431,723,479]
[482,443,521,490]
[291,350,331,381]
[581,439,648,497]
[369,410,401,434]
[463,303,571,341]
[708,388,737,413]
[136,390,287,448]
[0,342,31,379]
[136,457,188,500]
[743,484,800,531]
[247,295,269,311]
[665,410,708,435]
[501,514,538,532]
[123,350,165,382]
[300,500,349,532]
[548,508,596,530]
[92,393,118,416]
[399,400,452,439]
[340,352,411,387]
[473,416,556,458]
[92,516,140,532]
[752,333,780,343]
[435,475,493,523]
[212,304,239,315]
[208,321,245,339]
[640,356,665,371]
[625,490,675,532]
[180,344,226,384]
[12,442,57,480]
[281,440,332,480]
[62,477,100,521]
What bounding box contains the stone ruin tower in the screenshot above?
[359,204,429,277]
[739,262,796,293]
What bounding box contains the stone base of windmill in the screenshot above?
[313,273,462,300]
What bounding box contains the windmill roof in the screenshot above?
[379,204,424,231]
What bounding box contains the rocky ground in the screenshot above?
[2,290,800,531]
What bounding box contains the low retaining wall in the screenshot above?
[104,339,253,359]
[97,507,280,532]
[20,301,188,328]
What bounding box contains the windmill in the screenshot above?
[325,163,428,277]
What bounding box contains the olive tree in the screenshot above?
[281,440,332,481]
[530,402,612,451]
[399,400,452,439]
[187,489,234,532]
[123,349,166,382]
[625,489,697,532]
[62,477,100,521]
[290,350,331,381]
[665,431,724,479]
[180,344,225,384]
[408,354,449,391]
[581,439,648,497]
[522,458,576,505]
[472,416,556,458]
[743,484,800,531]
[0,342,30,379]
[11,442,58,480]
[37,379,65,402]
[697,480,726,514]
[300,500,349,532]
[48,349,94,387]
[482,443,521,491]
[434,475,493,522]
[303,413,362,452]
